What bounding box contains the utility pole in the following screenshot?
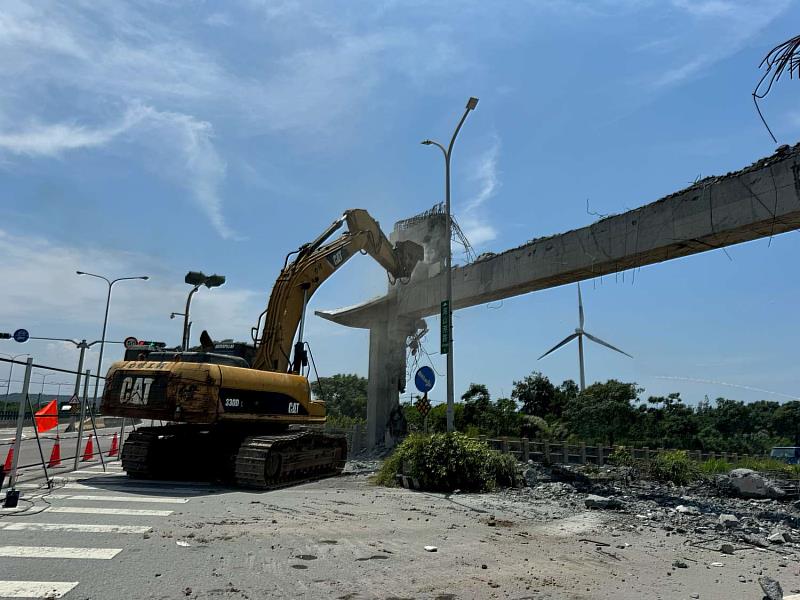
[421,97,479,432]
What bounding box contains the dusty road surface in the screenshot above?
[1,462,798,599]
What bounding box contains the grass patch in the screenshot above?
[375,432,518,492]
[647,450,701,486]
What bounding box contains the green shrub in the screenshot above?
[375,432,518,492]
[488,452,519,488]
[699,458,733,475]
[609,446,636,467]
[648,450,701,486]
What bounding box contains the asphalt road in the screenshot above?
[1,465,799,599]
[1,427,133,485]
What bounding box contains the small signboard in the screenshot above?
[414,366,435,394]
[415,393,431,417]
[12,328,29,343]
[440,300,450,354]
[124,336,139,348]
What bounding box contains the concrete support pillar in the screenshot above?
[366,317,415,450]
[367,320,391,450]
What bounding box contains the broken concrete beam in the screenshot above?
[320,143,800,327]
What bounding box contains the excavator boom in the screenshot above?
[252,209,422,373]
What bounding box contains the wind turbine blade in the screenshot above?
[538,333,580,360]
[577,283,584,330]
[583,331,633,358]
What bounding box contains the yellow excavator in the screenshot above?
[101,209,422,488]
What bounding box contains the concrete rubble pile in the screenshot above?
[513,460,800,555]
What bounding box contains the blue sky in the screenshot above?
[1,0,799,406]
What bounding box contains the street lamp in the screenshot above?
[421,96,479,433]
[76,271,149,409]
[0,353,31,403]
[182,272,225,350]
[34,373,53,410]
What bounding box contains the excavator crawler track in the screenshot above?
[121,426,347,488]
[234,431,347,489]
[120,429,164,479]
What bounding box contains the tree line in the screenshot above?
[313,372,800,454]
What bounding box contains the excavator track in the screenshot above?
[121,426,218,481]
[234,431,347,489]
[120,428,178,479]
[121,426,347,488]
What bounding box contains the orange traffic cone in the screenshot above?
[81,436,94,462]
[108,432,119,458]
[3,444,13,471]
[48,436,62,467]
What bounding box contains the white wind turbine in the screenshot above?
[538,283,632,391]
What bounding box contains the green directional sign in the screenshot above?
[440,300,450,355]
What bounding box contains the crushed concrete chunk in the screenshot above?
[769,532,787,545]
[718,514,739,528]
[672,560,688,569]
[720,543,735,554]
[584,495,623,510]
[676,505,699,514]
[759,576,783,600]
[720,469,786,499]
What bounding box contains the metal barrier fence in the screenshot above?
[474,436,759,465]
[0,429,124,471]
[0,355,128,494]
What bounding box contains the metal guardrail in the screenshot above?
[474,436,762,465]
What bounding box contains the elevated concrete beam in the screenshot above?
[320,144,800,328]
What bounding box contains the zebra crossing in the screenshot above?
[0,460,208,598]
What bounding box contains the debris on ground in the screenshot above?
[494,460,800,559]
[759,575,783,600]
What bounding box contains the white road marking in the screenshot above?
[73,469,125,476]
[47,494,189,504]
[17,482,208,495]
[0,546,121,559]
[0,522,151,534]
[0,581,79,598]
[47,506,173,516]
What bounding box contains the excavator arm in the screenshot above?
[251,209,423,373]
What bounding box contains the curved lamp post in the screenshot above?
[76,271,149,409]
[421,96,479,433]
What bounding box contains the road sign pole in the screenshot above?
[73,369,91,471]
[26,393,50,487]
[8,357,33,490]
[65,342,87,433]
[423,393,429,434]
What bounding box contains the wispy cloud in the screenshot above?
[0,0,471,239]
[0,104,234,239]
[649,0,791,88]
[0,117,134,157]
[459,136,501,249]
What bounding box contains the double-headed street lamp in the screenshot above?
[76,271,149,409]
[182,272,225,350]
[421,96,479,433]
[34,373,53,409]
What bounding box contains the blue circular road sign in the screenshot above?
[12,328,29,343]
[414,366,435,393]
